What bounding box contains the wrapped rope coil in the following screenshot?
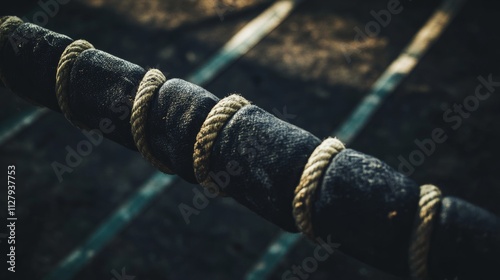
[1,16,499,280]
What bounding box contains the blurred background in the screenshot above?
[1,0,499,279]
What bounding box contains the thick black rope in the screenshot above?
[1,16,499,280]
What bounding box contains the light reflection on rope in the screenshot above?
[44,1,303,279]
[245,0,466,279]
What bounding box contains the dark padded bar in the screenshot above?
[69,49,146,150]
[315,148,420,276]
[1,18,499,279]
[429,197,500,279]
[1,23,72,109]
[211,105,321,232]
[150,79,219,182]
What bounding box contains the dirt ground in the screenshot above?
[1,0,499,279]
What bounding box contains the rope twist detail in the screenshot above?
[193,94,250,193]
[293,137,345,240]
[2,19,447,278]
[131,69,174,174]
[55,39,94,127]
[409,184,442,280]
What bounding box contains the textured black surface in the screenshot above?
[150,79,219,182]
[69,49,145,150]
[211,105,321,232]
[429,197,500,279]
[1,17,500,279]
[1,22,72,109]
[315,148,420,276]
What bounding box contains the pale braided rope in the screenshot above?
[0,16,23,87]
[55,39,94,127]
[130,69,174,174]
[2,17,443,275]
[293,137,345,240]
[409,184,442,280]
[193,94,250,191]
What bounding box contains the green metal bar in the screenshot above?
[0,108,48,146]
[44,1,303,279]
[187,0,303,85]
[244,0,467,278]
[44,173,175,280]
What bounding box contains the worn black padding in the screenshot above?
[314,148,420,276]
[1,20,500,279]
[150,79,219,182]
[69,49,146,150]
[1,23,72,109]
[211,105,321,232]
[429,197,500,279]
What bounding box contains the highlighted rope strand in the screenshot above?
[0,108,48,146]
[44,1,302,279]
[245,0,466,279]
[131,69,174,174]
[55,39,94,128]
